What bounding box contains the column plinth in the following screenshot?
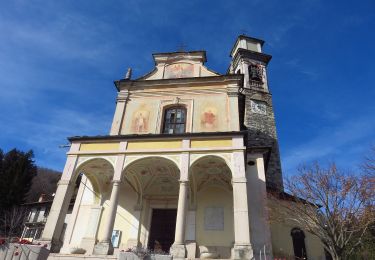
[93,180,121,255]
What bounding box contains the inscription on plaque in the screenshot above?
[204,207,224,230]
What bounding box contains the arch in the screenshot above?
[190,154,232,174]
[161,105,187,134]
[122,156,181,203]
[75,157,115,180]
[122,156,180,177]
[291,227,307,259]
[73,157,115,204]
[189,155,233,208]
[190,155,234,253]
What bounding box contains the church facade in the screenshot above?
[41,35,326,259]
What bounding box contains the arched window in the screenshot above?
[162,106,186,134]
[248,64,263,82]
[291,228,308,259]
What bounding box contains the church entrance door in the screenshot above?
[148,209,177,253]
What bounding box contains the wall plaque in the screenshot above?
[204,207,224,230]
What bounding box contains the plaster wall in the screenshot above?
[94,185,138,250]
[69,181,96,246]
[144,59,217,80]
[196,187,234,247]
[270,222,326,260]
[120,91,233,135]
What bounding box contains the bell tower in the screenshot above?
[229,35,283,190]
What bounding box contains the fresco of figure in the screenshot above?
[132,110,149,133]
[201,107,217,130]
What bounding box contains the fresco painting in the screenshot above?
[201,107,217,130]
[131,108,150,133]
[164,63,194,79]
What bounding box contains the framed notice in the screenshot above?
[204,207,224,230]
[111,230,121,248]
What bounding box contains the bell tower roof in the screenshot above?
[230,34,265,57]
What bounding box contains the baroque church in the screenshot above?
[40,35,326,259]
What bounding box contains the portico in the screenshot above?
[41,133,262,259]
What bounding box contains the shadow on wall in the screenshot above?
[246,128,283,191]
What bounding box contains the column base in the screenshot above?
[93,241,114,255]
[80,237,97,254]
[233,244,253,260]
[37,239,62,253]
[170,244,186,259]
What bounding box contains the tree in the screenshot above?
[26,167,61,203]
[270,163,375,260]
[0,206,29,240]
[0,149,37,209]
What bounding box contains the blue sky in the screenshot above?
[0,0,374,176]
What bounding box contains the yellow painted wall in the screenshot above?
[97,183,140,249]
[127,140,181,150]
[269,200,326,259]
[196,186,234,247]
[190,139,232,148]
[270,222,326,259]
[79,142,119,151]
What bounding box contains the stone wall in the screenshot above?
[0,244,50,260]
[242,88,283,190]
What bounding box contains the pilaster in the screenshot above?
[110,91,129,135]
[39,155,78,252]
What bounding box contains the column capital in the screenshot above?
[232,177,247,184]
[58,179,73,186]
[117,91,129,101]
[112,179,122,185]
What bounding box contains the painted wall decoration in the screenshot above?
[164,63,194,79]
[131,109,150,133]
[201,107,217,130]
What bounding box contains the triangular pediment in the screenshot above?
[138,51,220,80]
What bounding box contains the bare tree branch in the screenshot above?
[269,162,375,260]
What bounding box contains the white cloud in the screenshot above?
[282,113,375,175]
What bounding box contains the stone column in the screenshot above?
[110,91,128,135]
[232,150,253,260]
[39,154,78,252]
[171,180,189,259]
[93,180,121,255]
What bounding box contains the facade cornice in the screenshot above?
[232,48,272,68]
[114,75,244,92]
[68,131,247,143]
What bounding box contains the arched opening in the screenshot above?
[291,228,307,260]
[64,158,114,251]
[116,157,180,253]
[189,155,233,259]
[162,105,187,134]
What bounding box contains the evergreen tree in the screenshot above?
[0,148,37,209]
